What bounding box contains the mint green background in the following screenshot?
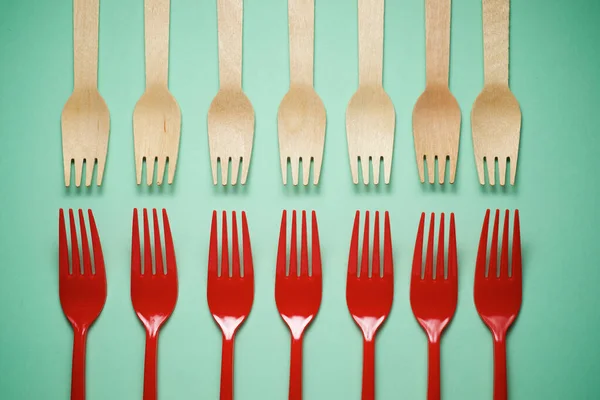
[1,0,599,398]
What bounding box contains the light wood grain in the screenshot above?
[471,0,521,186]
[208,0,255,186]
[61,0,110,187]
[412,0,461,184]
[277,0,326,186]
[133,0,181,186]
[345,0,395,185]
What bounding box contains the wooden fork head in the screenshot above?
[346,87,395,185]
[133,88,181,186]
[412,87,461,184]
[471,86,521,186]
[277,87,326,186]
[61,89,110,187]
[207,89,255,186]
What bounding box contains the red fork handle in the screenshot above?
[493,337,508,400]
[362,338,375,400]
[70,327,88,400]
[143,331,159,400]
[427,339,441,400]
[289,335,304,400]
[220,335,235,400]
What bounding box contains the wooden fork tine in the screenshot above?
[290,157,300,186]
[74,159,84,188]
[372,158,381,186]
[313,154,323,185]
[438,157,447,185]
[302,158,311,186]
[146,158,156,186]
[426,156,435,184]
[221,159,229,186]
[230,158,241,186]
[85,160,95,187]
[498,157,507,186]
[156,157,167,186]
[487,158,496,186]
[361,157,370,185]
[448,156,457,184]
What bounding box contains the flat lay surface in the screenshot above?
[0,0,599,399]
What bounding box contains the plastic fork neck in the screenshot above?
[353,315,385,341]
[214,315,245,340]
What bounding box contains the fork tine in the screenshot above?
[210,154,219,185]
[360,157,370,185]
[448,156,457,184]
[291,210,298,276]
[97,155,106,186]
[383,155,392,185]
[348,211,360,277]
[222,211,229,277]
[438,157,447,185]
[372,211,381,277]
[412,213,425,281]
[280,156,289,185]
[78,209,92,275]
[498,158,507,186]
[143,209,152,275]
[424,213,435,279]
[153,209,164,274]
[510,156,518,185]
[383,211,393,277]
[311,211,322,277]
[448,213,457,280]
[416,154,425,183]
[361,211,370,277]
[302,158,311,186]
[85,160,95,187]
[59,209,70,278]
[290,157,300,186]
[490,209,500,277]
[162,209,176,275]
[487,158,496,186]
[69,209,81,275]
[350,157,359,184]
[476,209,490,280]
[88,210,105,278]
[135,156,144,185]
[64,158,72,187]
[476,157,485,185]
[436,213,445,279]
[426,156,435,184]
[372,158,381,185]
[146,158,156,186]
[241,149,252,185]
[512,210,522,281]
[156,157,167,186]
[499,210,510,278]
[74,159,83,188]
[131,209,142,276]
[277,210,287,278]
[232,211,241,278]
[301,211,309,276]
[313,154,323,185]
[241,212,253,279]
[221,158,230,186]
[209,211,219,278]
[231,158,241,186]
[168,157,177,185]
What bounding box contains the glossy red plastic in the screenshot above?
[207,211,254,400]
[474,209,522,400]
[131,209,178,400]
[59,209,107,400]
[410,213,457,400]
[346,211,393,400]
[275,210,322,400]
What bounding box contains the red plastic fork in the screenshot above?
[59,209,107,400]
[131,209,178,400]
[275,210,322,400]
[346,211,393,400]
[207,211,254,400]
[410,213,457,400]
[474,210,522,400]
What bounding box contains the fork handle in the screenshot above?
[143,331,159,400]
[288,0,314,87]
[217,0,243,89]
[70,327,88,400]
[358,0,384,87]
[144,0,171,88]
[361,338,375,400]
[289,336,304,400]
[482,0,509,86]
[425,0,451,87]
[73,0,99,89]
[220,335,235,400]
[427,339,441,400]
[493,337,508,400]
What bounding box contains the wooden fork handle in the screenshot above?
[358,0,384,87]
[425,0,451,87]
[70,327,88,400]
[361,338,375,400]
[217,0,243,89]
[143,331,159,400]
[289,336,304,400]
[220,335,235,400]
[493,337,508,400]
[482,0,509,86]
[288,0,314,87]
[427,339,441,400]
[144,0,171,88]
[73,0,99,89]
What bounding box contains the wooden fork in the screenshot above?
[61,0,110,187]
[412,0,461,184]
[208,0,255,186]
[471,0,521,186]
[346,0,395,185]
[133,0,181,186]
[277,0,326,186]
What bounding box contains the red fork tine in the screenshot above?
[222,211,229,278]
[143,209,152,275]
[301,211,309,276]
[69,209,81,275]
[512,210,522,281]
[476,209,491,280]
[241,212,253,279]
[448,213,457,281]
[88,210,105,278]
[348,211,360,278]
[152,209,164,275]
[424,213,435,280]
[59,209,69,279]
[78,209,92,275]
[490,209,501,278]
[436,213,445,280]
[208,211,219,279]
[383,211,393,278]
[277,211,288,278]
[132,209,142,276]
[499,210,510,279]
[162,209,176,275]
[412,213,426,281]
[290,210,298,277]
[372,211,380,278]
[361,211,370,278]
[311,211,321,277]
[232,211,241,278]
